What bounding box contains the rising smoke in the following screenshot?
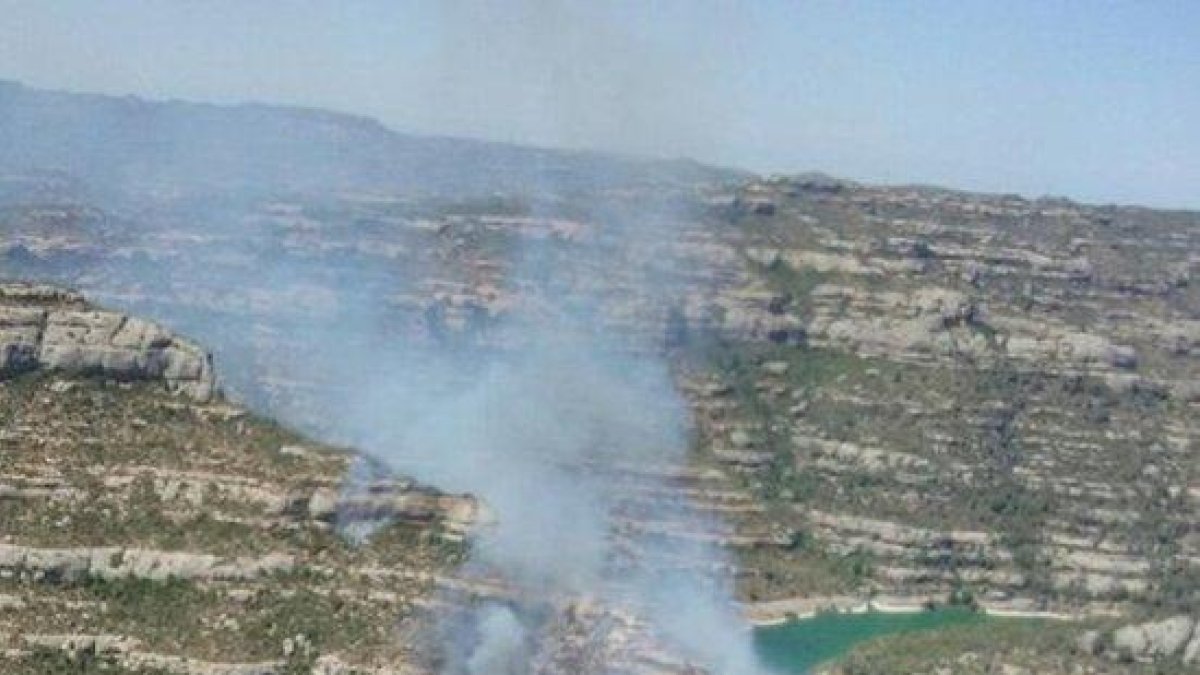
[328,307,765,672]
[288,114,770,668]
[3,2,768,671]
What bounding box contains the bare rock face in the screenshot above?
[0,544,295,582]
[0,283,215,399]
[1144,617,1196,658]
[1083,615,1198,663]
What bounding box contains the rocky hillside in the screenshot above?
[12,175,1194,601]
[710,178,1198,615]
[0,285,460,673]
[0,87,1197,671]
[0,283,214,400]
[0,284,729,674]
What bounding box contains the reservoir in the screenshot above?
[753,607,988,673]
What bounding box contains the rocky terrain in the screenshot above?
[2,85,1198,672]
[711,178,1198,617]
[0,285,454,672]
[0,284,726,674]
[0,283,215,400]
[1079,614,1200,664]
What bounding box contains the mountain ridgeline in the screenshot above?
[0,80,743,200]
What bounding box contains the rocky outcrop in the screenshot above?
[322,486,482,540]
[0,282,214,399]
[1078,615,1200,665]
[0,544,295,582]
[21,634,286,675]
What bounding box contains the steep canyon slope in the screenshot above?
[2,84,1199,672]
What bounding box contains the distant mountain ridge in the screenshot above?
[0,79,746,199]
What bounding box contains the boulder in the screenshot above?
[1142,616,1194,657]
[1076,629,1101,655]
[1096,615,1197,663]
[307,487,341,521]
[1111,624,1148,658]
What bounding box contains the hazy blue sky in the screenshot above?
[1,1,1197,207]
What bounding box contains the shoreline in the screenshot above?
[743,595,1113,627]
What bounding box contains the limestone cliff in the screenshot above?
[0,283,215,400]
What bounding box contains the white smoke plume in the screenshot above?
[296,148,769,671]
[286,2,766,667]
[465,605,530,675]
[323,275,764,671]
[1,2,770,671]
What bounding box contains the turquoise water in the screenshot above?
[753,608,987,673]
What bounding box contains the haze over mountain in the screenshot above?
[0,79,741,200]
[2,2,1197,207]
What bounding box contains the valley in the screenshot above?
[1,82,1198,673]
